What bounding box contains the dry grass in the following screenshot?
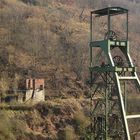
[0,0,140,140]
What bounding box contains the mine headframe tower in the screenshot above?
[89,7,140,140]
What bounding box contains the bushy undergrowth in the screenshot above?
[0,0,140,140]
[74,110,90,139]
[0,111,27,140]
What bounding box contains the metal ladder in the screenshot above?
[109,52,140,140]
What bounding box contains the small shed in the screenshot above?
[24,78,45,102]
[26,78,44,90]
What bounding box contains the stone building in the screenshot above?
[24,78,45,102]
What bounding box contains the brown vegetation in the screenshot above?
[0,0,140,139]
[0,99,90,140]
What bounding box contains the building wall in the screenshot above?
[26,78,44,90]
[25,89,45,102]
[25,78,45,102]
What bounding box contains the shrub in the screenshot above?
[11,119,27,139]
[58,125,76,140]
[74,110,90,138]
[0,112,15,140]
[65,126,76,140]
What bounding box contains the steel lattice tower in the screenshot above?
[89,7,140,140]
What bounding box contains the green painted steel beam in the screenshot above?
[109,40,128,47]
[90,40,108,48]
[91,7,128,17]
[89,66,136,73]
[90,40,128,48]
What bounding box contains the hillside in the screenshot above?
[0,0,140,140]
[0,1,91,139]
[0,100,91,140]
[0,0,140,97]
